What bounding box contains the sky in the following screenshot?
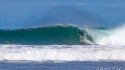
[0,0,125,29]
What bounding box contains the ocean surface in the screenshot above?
[0,61,124,70]
[0,25,125,70]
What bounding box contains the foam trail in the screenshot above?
[0,45,125,61]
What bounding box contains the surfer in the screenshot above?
[79,32,97,45]
[79,32,85,44]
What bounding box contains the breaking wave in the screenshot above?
[0,25,94,45]
[0,24,125,45]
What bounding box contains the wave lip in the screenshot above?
[0,45,125,62]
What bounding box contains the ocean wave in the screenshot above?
[0,24,125,45]
[0,25,94,45]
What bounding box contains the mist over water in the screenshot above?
[96,25,125,45]
[39,6,101,28]
[0,5,104,29]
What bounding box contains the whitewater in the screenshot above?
[95,25,125,45]
[0,44,124,62]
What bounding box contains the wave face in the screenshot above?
[0,45,125,61]
[1,24,125,45]
[0,26,94,45]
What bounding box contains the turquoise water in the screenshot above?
[0,26,94,45]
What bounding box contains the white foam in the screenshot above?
[0,44,125,61]
[88,25,125,45]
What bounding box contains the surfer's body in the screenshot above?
[79,35,85,44]
[79,32,93,45]
[79,32,85,44]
